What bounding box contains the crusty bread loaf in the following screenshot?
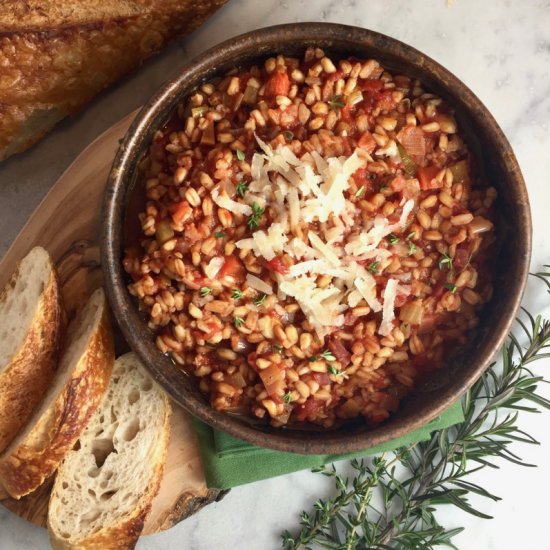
[48,352,172,550]
[0,287,114,499]
[0,246,64,454]
[0,0,228,161]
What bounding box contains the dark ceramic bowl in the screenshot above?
[102,23,531,454]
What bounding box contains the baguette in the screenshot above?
[48,352,172,550]
[0,246,64,454]
[0,0,228,161]
[0,287,114,499]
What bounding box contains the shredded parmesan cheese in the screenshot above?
[228,136,413,337]
[204,256,224,279]
[212,189,252,216]
[379,278,398,336]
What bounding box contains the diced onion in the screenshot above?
[246,274,273,295]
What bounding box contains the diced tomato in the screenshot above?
[312,372,331,386]
[265,256,289,275]
[357,131,376,153]
[359,79,384,93]
[341,135,353,156]
[339,103,352,122]
[326,69,344,85]
[295,398,324,422]
[454,246,470,270]
[264,71,290,98]
[389,174,406,193]
[218,256,245,281]
[169,200,192,225]
[417,166,443,190]
[328,338,351,367]
[376,89,395,111]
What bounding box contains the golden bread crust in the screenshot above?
[0,304,114,499]
[0,254,64,454]
[0,0,228,160]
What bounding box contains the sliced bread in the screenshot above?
[0,246,64,453]
[0,287,114,499]
[48,352,172,550]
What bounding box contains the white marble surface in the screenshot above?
[1,1,550,548]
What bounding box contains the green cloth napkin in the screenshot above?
[192,401,464,489]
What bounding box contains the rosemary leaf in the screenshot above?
[283,266,550,550]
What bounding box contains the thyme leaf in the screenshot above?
[236,180,249,197]
[329,94,346,111]
[248,202,265,229]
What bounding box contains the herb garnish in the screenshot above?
[328,94,346,111]
[439,252,453,270]
[328,365,341,376]
[367,261,380,274]
[254,294,267,306]
[320,349,336,362]
[407,231,417,255]
[231,289,243,300]
[236,180,248,197]
[233,316,245,327]
[309,355,318,362]
[283,267,550,549]
[284,131,294,141]
[355,185,365,198]
[200,287,212,297]
[387,233,400,245]
[236,149,245,161]
[444,282,457,293]
[247,202,265,229]
[283,392,293,404]
[214,231,226,238]
[274,344,284,354]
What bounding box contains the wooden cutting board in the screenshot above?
[0,111,226,533]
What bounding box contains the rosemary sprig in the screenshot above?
[283,268,550,550]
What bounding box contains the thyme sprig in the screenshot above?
[283,269,550,550]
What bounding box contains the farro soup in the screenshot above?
[123,47,496,429]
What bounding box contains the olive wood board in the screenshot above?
[0,110,226,533]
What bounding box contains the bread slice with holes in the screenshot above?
[0,246,64,454]
[0,287,114,499]
[47,352,172,550]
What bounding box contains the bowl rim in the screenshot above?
[102,22,532,454]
